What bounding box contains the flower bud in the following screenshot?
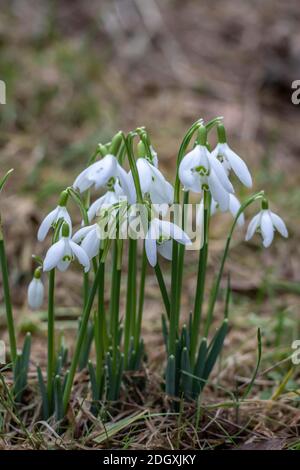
[217,124,227,144]
[28,268,44,310]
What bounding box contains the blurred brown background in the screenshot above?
[0,0,299,353]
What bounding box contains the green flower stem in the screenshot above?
[154,263,170,318]
[174,191,189,331]
[190,191,211,365]
[95,252,105,387]
[63,262,103,413]
[168,117,223,355]
[124,238,137,367]
[47,269,55,402]
[109,241,122,372]
[0,231,17,366]
[122,132,143,204]
[204,191,265,338]
[134,245,147,351]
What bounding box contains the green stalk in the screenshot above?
[109,241,122,372]
[190,191,211,364]
[63,262,103,412]
[47,269,55,402]
[0,230,17,366]
[95,251,105,387]
[174,191,189,331]
[204,191,264,337]
[134,245,147,351]
[154,263,171,318]
[124,238,137,367]
[168,117,223,356]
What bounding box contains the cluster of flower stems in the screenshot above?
[0,117,287,422]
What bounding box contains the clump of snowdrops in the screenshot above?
[0,117,288,421]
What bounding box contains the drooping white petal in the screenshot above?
[260,211,274,247]
[157,239,173,260]
[245,213,261,241]
[87,194,109,222]
[69,240,90,272]
[145,229,158,267]
[117,165,136,204]
[43,239,66,271]
[27,278,44,310]
[222,144,252,188]
[269,211,288,238]
[229,194,244,226]
[210,155,234,194]
[207,170,229,212]
[210,198,218,216]
[178,146,202,192]
[88,155,117,189]
[159,220,191,245]
[72,225,94,243]
[149,176,174,205]
[37,207,59,241]
[81,228,101,259]
[58,207,72,232]
[137,158,152,194]
[73,166,94,193]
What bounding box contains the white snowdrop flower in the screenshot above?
[87,182,126,222]
[37,190,71,242]
[145,218,191,267]
[27,268,44,310]
[211,194,245,226]
[179,127,233,211]
[245,201,288,248]
[136,158,174,205]
[43,223,90,272]
[211,124,252,188]
[72,224,102,260]
[135,142,174,206]
[73,154,135,203]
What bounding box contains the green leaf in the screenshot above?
[54,375,64,421]
[0,169,14,194]
[37,365,49,419]
[166,355,176,396]
[243,328,262,399]
[93,410,148,444]
[202,319,228,385]
[181,347,192,398]
[192,337,207,396]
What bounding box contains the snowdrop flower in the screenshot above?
[211,194,245,226]
[211,124,252,188]
[72,224,102,260]
[73,154,135,203]
[136,141,174,205]
[245,201,288,247]
[43,223,90,272]
[27,268,44,310]
[38,190,71,242]
[87,181,126,222]
[179,126,234,211]
[145,218,191,267]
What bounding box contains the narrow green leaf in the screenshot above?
[243,328,262,399]
[37,365,49,419]
[181,347,192,398]
[166,355,176,396]
[202,320,228,385]
[54,375,64,421]
[0,169,14,194]
[192,337,207,396]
